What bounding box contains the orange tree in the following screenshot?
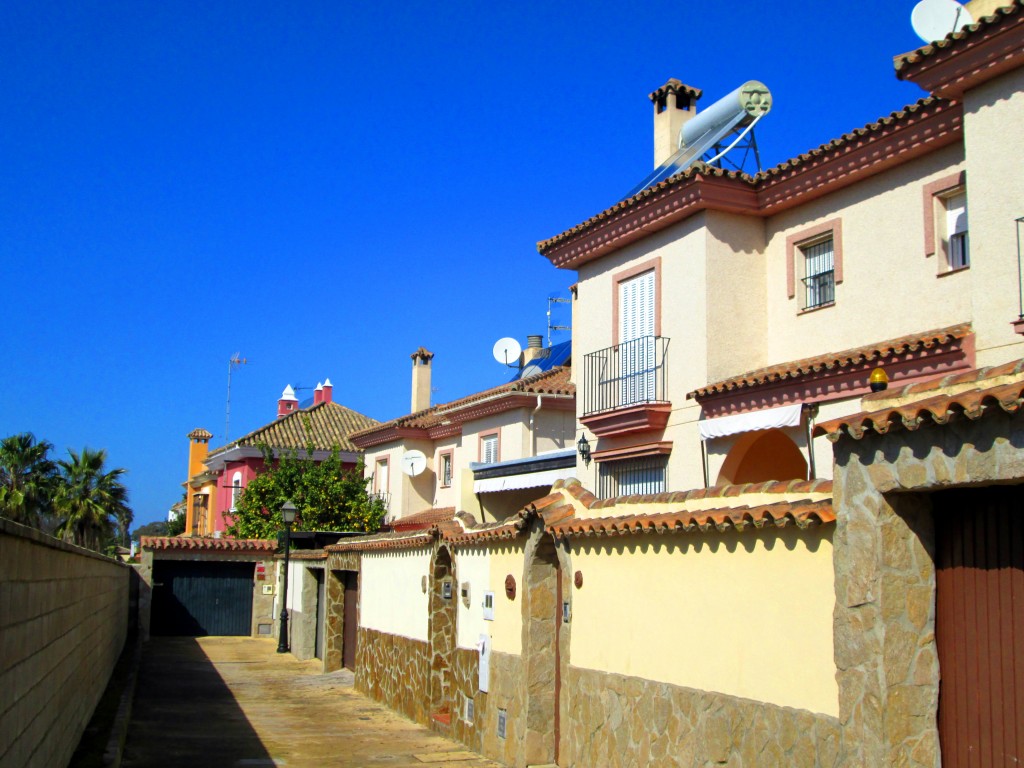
[227,445,385,540]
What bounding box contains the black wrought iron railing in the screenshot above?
[582,335,669,416]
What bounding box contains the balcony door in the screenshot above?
[619,269,656,407]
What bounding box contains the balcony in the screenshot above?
[581,336,671,438]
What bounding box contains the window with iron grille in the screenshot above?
[801,237,835,310]
[598,455,668,499]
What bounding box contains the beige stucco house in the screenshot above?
[539,4,1024,501]
[350,344,575,525]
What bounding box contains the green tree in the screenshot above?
[55,448,133,551]
[131,519,170,542]
[166,498,186,536]
[0,432,58,528]
[227,446,386,540]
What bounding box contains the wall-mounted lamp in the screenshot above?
[577,433,591,467]
[869,367,889,393]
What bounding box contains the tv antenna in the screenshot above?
[547,296,571,347]
[492,337,522,368]
[225,353,248,442]
[911,0,973,43]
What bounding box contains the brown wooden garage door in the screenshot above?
[934,486,1024,766]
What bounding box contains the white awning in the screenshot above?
[473,467,576,494]
[699,403,803,440]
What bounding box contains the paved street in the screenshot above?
[122,636,501,768]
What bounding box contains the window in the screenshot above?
[374,457,389,494]
[439,451,453,487]
[598,456,667,498]
[922,171,968,272]
[786,219,843,309]
[617,265,658,406]
[480,432,499,464]
[801,237,835,310]
[944,191,969,269]
[230,472,242,512]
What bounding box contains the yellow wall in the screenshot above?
[567,527,838,716]
[488,543,524,655]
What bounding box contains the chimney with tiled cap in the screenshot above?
[411,347,434,413]
[651,78,702,169]
[277,384,298,419]
[521,335,550,366]
[314,382,323,405]
[322,377,333,404]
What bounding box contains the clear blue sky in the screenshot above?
[1,1,929,527]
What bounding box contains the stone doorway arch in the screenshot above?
[429,545,457,719]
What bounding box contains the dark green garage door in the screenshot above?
[152,561,254,636]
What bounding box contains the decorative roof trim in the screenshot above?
[688,323,973,402]
[648,79,703,103]
[141,536,277,553]
[895,2,1024,98]
[549,500,835,539]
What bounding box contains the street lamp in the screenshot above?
[276,500,297,654]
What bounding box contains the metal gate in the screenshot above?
[151,561,254,636]
[934,486,1024,766]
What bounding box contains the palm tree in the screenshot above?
[0,433,58,528]
[55,448,132,551]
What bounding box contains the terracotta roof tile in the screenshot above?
[208,401,379,457]
[687,323,971,399]
[648,78,703,102]
[583,478,831,510]
[894,1,1023,72]
[389,507,456,532]
[141,536,276,552]
[188,428,213,440]
[326,532,434,552]
[351,366,573,445]
[549,499,834,538]
[815,360,1024,441]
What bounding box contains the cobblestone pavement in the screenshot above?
[122,636,502,768]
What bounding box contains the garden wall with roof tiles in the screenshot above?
[831,408,1024,767]
[355,627,431,725]
[562,667,842,767]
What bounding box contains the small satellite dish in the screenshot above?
[401,450,427,477]
[492,337,522,367]
[911,0,973,43]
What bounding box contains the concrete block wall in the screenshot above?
[0,518,130,768]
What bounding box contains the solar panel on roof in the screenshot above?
[509,340,571,382]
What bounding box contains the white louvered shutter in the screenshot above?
[618,270,656,405]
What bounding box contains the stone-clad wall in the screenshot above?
[831,411,1024,766]
[563,666,842,767]
[0,519,130,768]
[355,627,430,724]
[448,648,527,767]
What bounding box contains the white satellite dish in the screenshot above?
[401,449,427,477]
[911,0,973,44]
[492,337,522,367]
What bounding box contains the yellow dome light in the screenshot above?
[869,366,889,392]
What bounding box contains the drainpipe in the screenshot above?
[700,439,709,489]
[804,403,819,480]
[530,395,542,456]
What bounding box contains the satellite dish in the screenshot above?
[401,450,427,477]
[492,337,522,367]
[911,0,973,43]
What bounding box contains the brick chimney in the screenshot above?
[650,79,702,168]
[410,348,434,413]
[322,378,333,404]
[314,382,323,405]
[277,385,298,418]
